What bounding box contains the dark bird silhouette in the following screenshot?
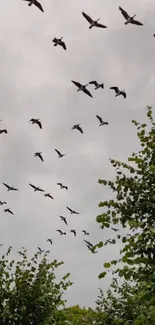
[82,230,89,236]
[29,183,45,192]
[29,118,42,129]
[72,80,93,98]
[71,229,76,236]
[46,239,53,245]
[82,12,107,29]
[44,193,54,199]
[55,149,66,158]
[83,239,97,253]
[0,201,7,205]
[18,251,25,256]
[89,81,104,90]
[96,115,109,126]
[72,124,83,134]
[119,7,143,26]
[0,129,7,134]
[57,183,68,190]
[83,239,93,248]
[52,37,67,50]
[4,208,14,215]
[59,216,68,225]
[37,247,44,253]
[34,152,44,162]
[110,86,126,98]
[23,0,44,12]
[57,230,66,235]
[3,183,19,191]
[111,227,119,232]
[66,206,80,214]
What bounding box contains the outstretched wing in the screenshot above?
[83,239,93,247]
[77,126,83,134]
[29,183,36,190]
[96,115,103,123]
[89,80,97,86]
[12,187,18,191]
[71,80,82,88]
[38,188,45,192]
[62,41,67,50]
[119,6,130,20]
[55,149,61,156]
[66,206,72,213]
[37,120,42,129]
[53,37,57,42]
[122,92,126,98]
[110,86,119,93]
[82,12,93,24]
[34,1,44,12]
[96,23,107,28]
[83,88,93,98]
[3,182,10,190]
[131,19,143,26]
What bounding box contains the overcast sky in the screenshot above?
[0,0,155,308]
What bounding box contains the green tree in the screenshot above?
[63,305,107,325]
[0,246,72,325]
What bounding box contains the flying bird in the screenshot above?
[44,193,54,199]
[71,80,93,98]
[4,208,14,215]
[55,149,66,158]
[57,183,68,190]
[34,152,44,162]
[46,239,53,245]
[111,227,119,232]
[37,247,44,253]
[83,240,97,253]
[83,239,93,248]
[59,216,68,225]
[89,81,104,90]
[96,115,109,126]
[0,201,7,205]
[57,230,66,235]
[0,129,7,134]
[29,118,42,129]
[72,124,83,134]
[82,12,107,29]
[3,183,19,191]
[82,230,89,236]
[29,183,44,192]
[66,206,80,214]
[119,7,143,26]
[52,37,67,50]
[70,229,76,236]
[23,0,44,12]
[110,86,126,98]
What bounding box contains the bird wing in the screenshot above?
[96,23,107,28]
[82,12,93,24]
[62,41,67,50]
[38,188,44,192]
[64,219,68,225]
[89,81,97,86]
[130,19,143,26]
[66,206,72,212]
[96,115,103,123]
[119,6,130,20]
[110,86,119,93]
[3,183,10,190]
[55,149,61,156]
[34,1,44,12]
[37,120,42,129]
[84,240,93,247]
[57,183,62,186]
[74,211,80,214]
[83,88,93,98]
[29,183,36,190]
[122,92,126,98]
[53,37,57,42]
[39,154,44,161]
[77,125,83,133]
[12,187,18,191]
[71,80,82,88]
[9,210,14,215]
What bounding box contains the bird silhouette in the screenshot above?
[46,239,53,245]
[57,230,66,235]
[44,193,54,199]
[59,216,68,225]
[37,247,44,253]
[0,201,7,205]
[29,183,45,192]
[4,208,14,215]
[23,0,44,12]
[72,80,93,98]
[82,12,107,29]
[57,183,68,190]
[110,86,126,98]
[70,229,76,236]
[34,152,44,162]
[96,115,109,126]
[52,37,67,50]
[89,81,104,89]
[111,227,119,232]
[119,6,143,26]
[29,118,42,129]
[3,183,19,191]
[55,149,66,158]
[66,206,80,214]
[82,230,89,236]
[0,129,7,134]
[72,124,83,134]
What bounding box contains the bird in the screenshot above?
[89,81,104,90]
[82,230,89,236]
[18,251,25,256]
[22,0,44,12]
[29,183,45,192]
[83,240,97,253]
[57,230,66,235]
[59,216,68,225]
[46,239,53,245]
[111,227,119,232]
[55,149,66,158]
[72,124,83,134]
[57,183,68,190]
[44,193,54,199]
[96,115,109,126]
[3,183,19,191]
[82,12,107,29]
[34,152,44,162]
[119,7,143,26]
[70,229,76,236]
[71,80,93,98]
[83,239,93,248]
[29,118,42,129]
[66,206,80,214]
[0,201,7,205]
[37,247,44,253]
[52,37,67,50]
[0,129,7,134]
[4,208,14,215]
[110,86,126,98]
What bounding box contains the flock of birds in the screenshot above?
[0,2,147,254]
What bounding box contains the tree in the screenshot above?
[62,305,107,325]
[0,246,72,325]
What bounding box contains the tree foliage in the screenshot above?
[63,305,107,325]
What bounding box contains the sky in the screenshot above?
[0,0,155,308]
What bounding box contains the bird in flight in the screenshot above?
[66,206,80,215]
[110,86,126,98]
[71,81,93,98]
[59,216,68,225]
[22,0,44,12]
[72,124,83,134]
[29,118,42,129]
[119,7,143,26]
[55,149,66,158]
[57,230,66,235]
[37,247,44,253]
[0,201,7,205]
[57,183,68,190]
[52,37,67,50]
[70,229,76,236]
[89,81,104,90]
[96,115,109,126]
[83,240,97,253]
[111,227,119,232]
[3,183,19,191]
[0,129,7,134]
[46,239,53,245]
[82,230,89,236]
[44,193,54,199]
[34,152,44,162]
[82,12,107,29]
[4,208,14,215]
[29,183,45,192]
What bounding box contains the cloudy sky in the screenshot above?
[0,0,155,308]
